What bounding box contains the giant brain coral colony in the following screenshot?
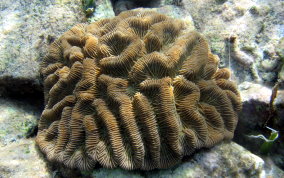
[36,10,242,171]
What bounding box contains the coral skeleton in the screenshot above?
[37,9,242,171]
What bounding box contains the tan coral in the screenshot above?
[37,9,242,171]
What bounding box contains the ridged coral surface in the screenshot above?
[37,9,242,171]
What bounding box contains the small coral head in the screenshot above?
[37,9,242,171]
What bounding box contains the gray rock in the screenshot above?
[112,0,162,15]
[155,5,194,28]
[260,59,279,71]
[1,139,282,177]
[88,142,283,178]
[160,0,183,6]
[179,0,284,84]
[279,65,284,82]
[131,6,194,31]
[88,0,115,22]
[0,98,40,147]
[0,0,85,96]
[239,81,284,106]
[0,139,50,178]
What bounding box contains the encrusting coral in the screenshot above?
[36,9,242,171]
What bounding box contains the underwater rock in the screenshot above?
[113,0,141,15]
[112,0,160,15]
[180,0,284,84]
[261,59,279,72]
[154,5,194,27]
[4,139,280,178]
[0,98,40,147]
[88,142,283,177]
[239,82,284,105]
[37,9,242,171]
[87,0,115,22]
[0,0,85,96]
[235,81,284,170]
[0,139,50,178]
[279,65,284,82]
[276,38,284,59]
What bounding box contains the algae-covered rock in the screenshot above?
[0,139,50,178]
[279,65,284,82]
[0,0,85,96]
[277,38,284,82]
[0,99,40,147]
[0,98,47,177]
[180,0,284,84]
[261,59,279,71]
[276,38,284,60]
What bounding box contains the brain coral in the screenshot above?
[36,9,242,171]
